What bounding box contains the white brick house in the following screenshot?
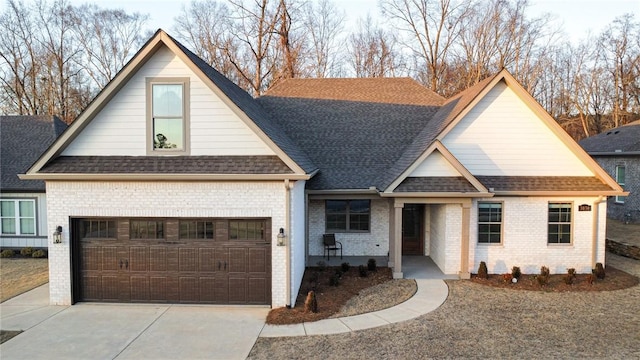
[24,30,625,307]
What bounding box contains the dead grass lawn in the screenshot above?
[0,258,48,302]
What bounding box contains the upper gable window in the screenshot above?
[146,78,190,155]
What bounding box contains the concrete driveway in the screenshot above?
[0,285,269,360]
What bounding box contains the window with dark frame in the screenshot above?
[548,203,572,244]
[229,220,265,240]
[130,220,165,239]
[0,199,36,235]
[478,202,502,244]
[615,165,626,203]
[179,220,214,239]
[325,200,370,232]
[81,220,116,239]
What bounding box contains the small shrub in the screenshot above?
[564,268,576,285]
[477,261,488,279]
[20,247,34,256]
[511,266,521,280]
[358,265,368,277]
[329,273,340,286]
[334,269,343,278]
[367,258,377,272]
[586,273,595,285]
[502,273,513,283]
[1,249,15,258]
[341,262,350,272]
[32,249,46,258]
[304,291,318,313]
[316,261,326,272]
[537,266,550,286]
[593,262,606,280]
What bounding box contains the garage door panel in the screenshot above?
[229,248,247,273]
[149,276,167,301]
[214,276,228,303]
[179,276,198,302]
[228,277,247,303]
[149,247,166,271]
[102,247,119,271]
[82,247,101,271]
[101,276,121,301]
[199,248,216,272]
[248,277,268,304]
[130,247,148,272]
[200,277,216,302]
[166,248,179,272]
[248,248,267,273]
[130,276,149,301]
[82,275,100,301]
[179,248,197,272]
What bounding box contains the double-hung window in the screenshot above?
[326,200,370,232]
[548,203,572,244]
[0,199,36,235]
[478,202,502,244]
[615,165,625,203]
[147,78,189,154]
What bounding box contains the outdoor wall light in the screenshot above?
[277,227,286,246]
[53,226,63,244]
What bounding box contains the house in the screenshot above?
[22,30,625,307]
[580,120,640,223]
[1,115,67,249]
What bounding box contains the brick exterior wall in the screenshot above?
[592,156,640,223]
[428,204,462,274]
[469,196,607,274]
[45,181,289,307]
[308,198,390,257]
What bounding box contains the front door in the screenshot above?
[402,204,424,255]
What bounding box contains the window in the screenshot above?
[548,203,572,244]
[615,165,625,203]
[130,220,165,239]
[326,200,370,232]
[180,220,214,239]
[147,78,189,154]
[229,220,265,240]
[0,199,36,235]
[478,202,502,244]
[81,220,116,239]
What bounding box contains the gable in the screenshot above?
[62,46,275,157]
[442,81,593,176]
[409,150,461,177]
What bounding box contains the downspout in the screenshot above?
[591,196,606,268]
[284,179,292,308]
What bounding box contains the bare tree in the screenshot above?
[348,15,405,78]
[301,0,346,78]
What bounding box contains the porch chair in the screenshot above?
[323,234,342,260]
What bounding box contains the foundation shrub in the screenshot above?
[477,261,488,279]
[537,266,550,286]
[20,247,34,256]
[564,268,576,285]
[341,262,350,272]
[358,265,368,277]
[367,258,377,272]
[593,263,606,280]
[1,249,15,258]
[32,249,47,258]
[511,266,521,280]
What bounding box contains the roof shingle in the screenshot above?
[395,177,478,192]
[476,176,612,192]
[579,120,640,154]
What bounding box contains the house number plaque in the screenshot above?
[578,204,592,211]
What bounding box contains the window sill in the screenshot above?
[477,243,503,247]
[325,231,371,234]
[547,243,573,247]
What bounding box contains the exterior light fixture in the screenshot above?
[53,226,63,244]
[277,227,286,246]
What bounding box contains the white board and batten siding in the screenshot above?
[442,81,593,176]
[62,46,275,157]
[409,150,461,177]
[0,192,48,248]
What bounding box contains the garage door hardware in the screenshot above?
[218,261,227,270]
[119,259,129,270]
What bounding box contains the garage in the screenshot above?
[72,218,271,305]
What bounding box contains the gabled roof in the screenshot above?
[579,120,640,155]
[1,115,67,192]
[23,29,316,180]
[258,78,442,190]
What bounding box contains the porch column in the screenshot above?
[459,203,471,279]
[393,202,404,279]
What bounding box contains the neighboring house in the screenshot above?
[1,115,67,249]
[23,30,624,307]
[580,120,640,223]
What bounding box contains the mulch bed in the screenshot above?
[470,266,638,291]
[267,265,392,325]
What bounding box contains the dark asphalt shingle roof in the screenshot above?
[579,120,640,154]
[40,156,293,174]
[395,177,478,192]
[1,116,67,191]
[476,176,612,192]
[257,96,440,190]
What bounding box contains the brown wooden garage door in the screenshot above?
[72,218,271,305]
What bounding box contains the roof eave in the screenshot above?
[19,173,311,181]
[381,192,493,198]
[492,190,629,197]
[586,151,640,156]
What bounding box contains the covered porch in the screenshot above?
[307,255,457,280]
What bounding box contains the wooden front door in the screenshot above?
[402,204,424,255]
